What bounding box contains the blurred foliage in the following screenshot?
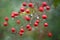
[0,0,60,40]
[53,0,60,8]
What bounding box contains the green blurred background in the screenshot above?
[0,0,60,40]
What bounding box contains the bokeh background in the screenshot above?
[0,0,60,40]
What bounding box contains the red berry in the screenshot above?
[34,22,38,26]
[22,2,27,6]
[42,2,47,7]
[28,3,34,8]
[11,12,19,17]
[28,27,32,31]
[26,24,31,29]
[25,16,30,21]
[20,7,25,12]
[42,14,47,19]
[39,7,44,12]
[46,6,50,10]
[44,22,48,27]
[3,22,8,26]
[16,20,20,24]
[20,28,24,33]
[19,32,23,36]
[11,27,15,33]
[36,20,40,23]
[26,24,32,31]
[25,9,30,14]
[5,17,9,21]
[14,12,19,16]
[11,13,15,18]
[48,32,52,37]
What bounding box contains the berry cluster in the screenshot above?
[3,2,52,37]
